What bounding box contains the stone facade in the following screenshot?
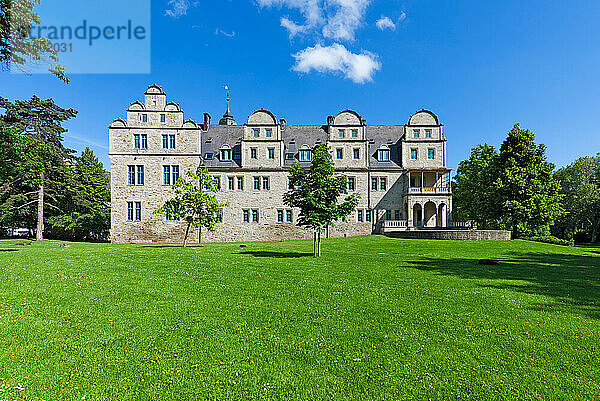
[109,85,453,244]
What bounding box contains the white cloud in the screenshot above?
[398,11,407,22]
[292,43,380,83]
[215,28,236,38]
[376,16,396,31]
[257,0,369,41]
[165,0,195,18]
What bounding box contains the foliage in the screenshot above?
[553,154,600,242]
[46,148,110,241]
[284,144,360,256]
[522,235,574,247]
[0,95,77,240]
[454,124,565,238]
[154,168,227,247]
[0,0,68,82]
[496,124,564,237]
[0,237,599,399]
[453,144,502,228]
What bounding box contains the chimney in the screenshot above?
[280,118,286,128]
[203,113,211,131]
[327,115,334,125]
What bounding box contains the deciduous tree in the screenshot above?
[284,144,360,257]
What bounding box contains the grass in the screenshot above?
[0,236,599,400]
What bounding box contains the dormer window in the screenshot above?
[299,145,311,162]
[266,128,272,138]
[338,129,345,138]
[425,129,432,138]
[205,153,213,160]
[377,145,390,161]
[141,114,148,123]
[253,128,260,138]
[220,145,232,161]
[160,114,166,123]
[351,129,358,138]
[413,129,420,138]
[285,153,295,160]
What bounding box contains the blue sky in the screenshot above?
[1,0,599,172]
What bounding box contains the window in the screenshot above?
[410,176,420,188]
[286,210,293,223]
[172,166,179,184]
[228,176,235,190]
[338,129,345,138]
[128,166,135,185]
[141,134,147,149]
[205,153,213,160]
[386,210,392,220]
[127,202,134,221]
[262,176,270,190]
[128,165,144,185]
[134,134,140,149]
[253,128,260,138]
[253,177,261,190]
[268,148,275,159]
[169,135,175,149]
[351,129,358,138]
[380,177,387,191]
[411,149,418,159]
[163,166,171,185]
[137,165,144,185]
[358,210,364,222]
[413,129,420,138]
[162,135,168,149]
[428,148,435,159]
[277,210,284,223]
[288,178,294,190]
[366,209,372,222]
[336,148,343,159]
[285,153,295,160]
[237,176,244,190]
[141,114,147,123]
[394,210,401,220]
[160,114,166,123]
[220,146,232,161]
[378,146,390,161]
[252,209,259,223]
[348,177,355,191]
[425,129,432,138]
[371,178,378,191]
[299,146,311,162]
[266,128,272,138]
[243,209,250,223]
[233,149,241,160]
[135,202,142,221]
[353,148,360,159]
[250,148,257,159]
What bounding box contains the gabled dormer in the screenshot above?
[244,109,281,140]
[405,110,444,141]
[328,110,366,141]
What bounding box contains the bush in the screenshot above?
[522,235,574,247]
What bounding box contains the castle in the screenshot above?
[108,85,452,243]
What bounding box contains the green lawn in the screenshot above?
[0,236,599,400]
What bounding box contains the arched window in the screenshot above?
[299,145,312,162]
[377,145,390,161]
[220,145,232,161]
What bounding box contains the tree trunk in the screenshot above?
[313,231,317,258]
[592,224,598,243]
[36,172,44,241]
[183,221,191,248]
[199,227,202,245]
[317,231,321,257]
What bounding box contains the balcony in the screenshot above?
[407,185,452,195]
[382,220,409,232]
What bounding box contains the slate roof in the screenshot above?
[200,124,408,169]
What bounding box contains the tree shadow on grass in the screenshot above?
[405,252,600,320]
[0,249,19,252]
[237,251,313,258]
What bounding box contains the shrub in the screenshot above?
[522,235,574,247]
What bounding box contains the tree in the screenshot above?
[453,144,503,228]
[154,168,227,248]
[553,154,600,242]
[496,124,564,237]
[0,0,68,82]
[284,144,360,257]
[0,95,77,240]
[47,148,110,241]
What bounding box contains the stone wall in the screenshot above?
[385,230,512,241]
